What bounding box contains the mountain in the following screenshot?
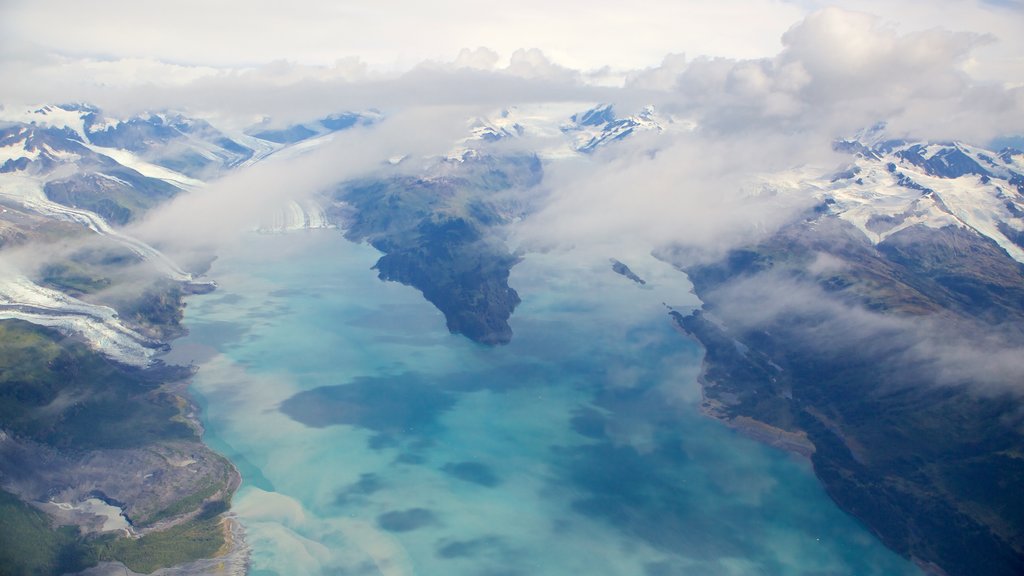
[0,105,267,574]
[827,132,1024,262]
[1,104,264,180]
[561,103,666,153]
[672,133,1024,576]
[0,105,229,226]
[245,110,380,144]
[450,103,674,160]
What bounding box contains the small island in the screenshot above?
[610,259,646,285]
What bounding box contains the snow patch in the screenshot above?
[0,142,40,164]
[0,105,90,141]
[819,139,1024,262]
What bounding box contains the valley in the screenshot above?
[0,99,1021,576]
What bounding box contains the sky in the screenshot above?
[1,0,1021,101]
[0,0,1020,75]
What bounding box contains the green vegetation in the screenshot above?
[44,170,178,226]
[0,486,230,576]
[33,244,187,341]
[0,490,97,576]
[96,516,225,574]
[0,319,192,450]
[140,458,231,527]
[38,261,111,295]
[116,279,186,341]
[0,318,235,574]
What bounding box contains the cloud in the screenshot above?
[0,4,1017,142]
[3,4,1021,398]
[0,52,616,128]
[806,0,1024,84]
[626,6,1022,141]
[0,0,803,71]
[701,270,1024,395]
[514,130,829,259]
[0,6,1016,275]
[509,6,1022,260]
[127,107,474,254]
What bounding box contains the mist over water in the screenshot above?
[167,230,921,576]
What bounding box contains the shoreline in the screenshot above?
[164,286,251,575]
[695,364,817,459]
[669,310,817,459]
[75,513,249,576]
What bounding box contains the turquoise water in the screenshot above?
[167,231,921,576]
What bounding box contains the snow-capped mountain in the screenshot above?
[468,112,526,143]
[0,121,186,225]
[557,103,659,152]
[822,134,1024,262]
[452,103,681,160]
[561,104,667,153]
[0,104,266,179]
[0,104,376,230]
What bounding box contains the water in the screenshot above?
[167,231,921,576]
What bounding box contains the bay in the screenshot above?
[166,230,921,576]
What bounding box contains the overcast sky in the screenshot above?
[1,1,1021,79]
[0,0,1019,137]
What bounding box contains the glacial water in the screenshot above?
[166,230,921,576]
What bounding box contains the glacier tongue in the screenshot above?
[0,275,159,366]
[0,174,193,281]
[256,199,333,233]
[0,172,194,365]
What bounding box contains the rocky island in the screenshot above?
[610,259,646,285]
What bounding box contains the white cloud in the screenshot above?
[797,0,1024,84]
[624,5,1023,142]
[701,270,1024,395]
[127,107,473,254]
[507,5,1023,276]
[514,130,830,259]
[0,0,804,71]
[0,2,1018,144]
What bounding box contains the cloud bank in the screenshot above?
[702,270,1024,395]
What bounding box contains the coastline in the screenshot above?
[669,309,817,459]
[160,292,251,574]
[699,398,817,459]
[70,320,251,575]
[75,513,249,576]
